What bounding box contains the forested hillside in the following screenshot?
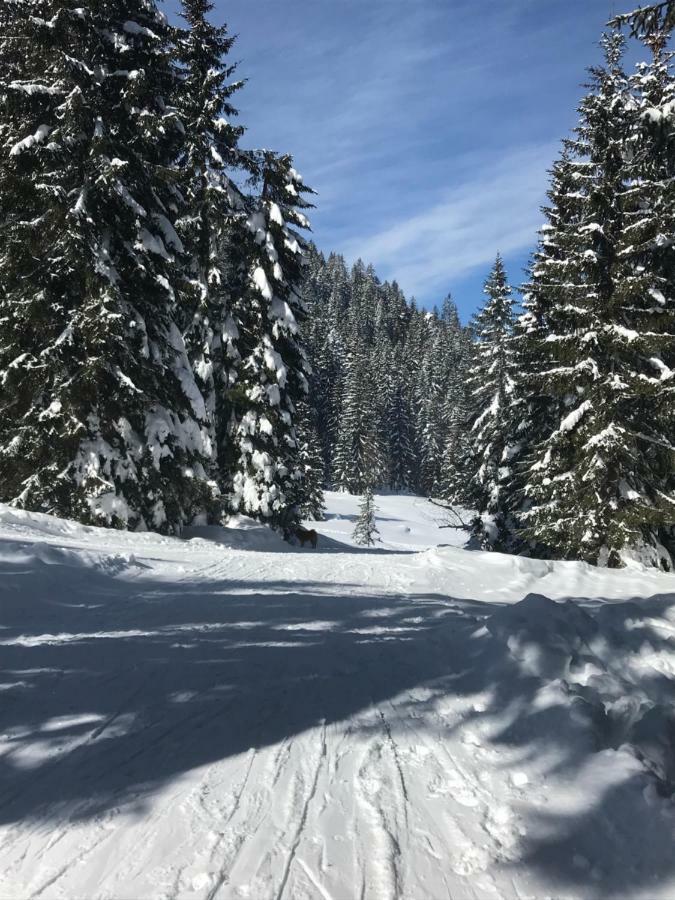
[302,250,471,498]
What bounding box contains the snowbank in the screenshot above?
[486,593,675,790]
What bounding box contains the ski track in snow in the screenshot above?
[1,492,675,899]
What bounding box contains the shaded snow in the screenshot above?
[1,494,674,900]
[136,229,170,260]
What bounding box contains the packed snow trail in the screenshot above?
[1,493,675,900]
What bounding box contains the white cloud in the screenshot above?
[338,142,556,299]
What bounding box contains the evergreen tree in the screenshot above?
[439,298,475,505]
[0,0,212,532]
[384,355,415,491]
[465,255,517,548]
[294,400,326,520]
[508,149,581,536]
[175,0,250,511]
[325,252,351,323]
[312,328,346,483]
[353,486,379,546]
[413,325,437,495]
[520,33,674,567]
[619,26,675,562]
[227,153,313,527]
[333,347,387,493]
[440,376,475,506]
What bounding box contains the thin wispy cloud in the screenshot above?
[339,142,556,300]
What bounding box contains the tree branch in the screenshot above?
[610,2,675,38]
[427,497,472,530]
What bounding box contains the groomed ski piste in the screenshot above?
[1,492,675,900]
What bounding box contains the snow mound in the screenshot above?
[486,593,675,791]
[0,504,96,538]
[26,541,90,569]
[184,515,289,551]
[487,593,599,679]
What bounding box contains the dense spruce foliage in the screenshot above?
[0,0,311,533]
[514,34,675,568]
[0,0,215,532]
[462,256,518,550]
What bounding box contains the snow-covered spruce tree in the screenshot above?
[333,347,387,493]
[508,149,581,537]
[619,27,675,562]
[325,251,351,325]
[294,400,326,521]
[438,299,475,504]
[384,354,415,492]
[415,326,448,496]
[227,152,313,528]
[302,249,351,485]
[521,32,675,567]
[0,1,212,532]
[440,374,475,506]
[352,486,380,546]
[464,255,517,549]
[175,0,251,511]
[348,261,380,346]
[310,326,346,484]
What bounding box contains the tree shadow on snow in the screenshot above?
[368,589,675,898]
[0,537,675,897]
[0,543,478,831]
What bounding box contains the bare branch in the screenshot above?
[427,497,472,530]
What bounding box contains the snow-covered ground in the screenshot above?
[1,492,675,900]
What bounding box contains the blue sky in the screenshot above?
[166,0,635,319]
